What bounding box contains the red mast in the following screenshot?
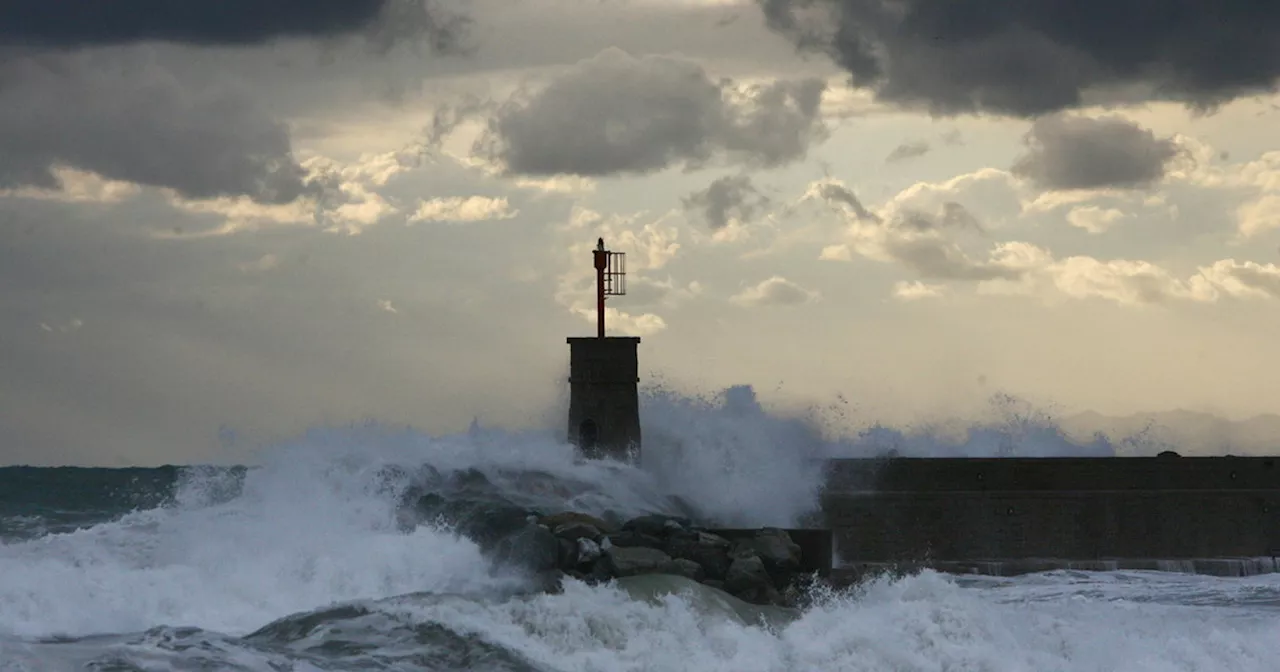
[593,237,626,338]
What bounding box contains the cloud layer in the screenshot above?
[0,0,465,51]
[732,276,819,306]
[0,54,310,204]
[759,0,1280,116]
[1012,114,1181,191]
[682,175,770,231]
[0,0,470,210]
[452,47,828,177]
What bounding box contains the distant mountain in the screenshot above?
[1058,410,1280,456]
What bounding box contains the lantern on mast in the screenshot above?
[593,237,627,337]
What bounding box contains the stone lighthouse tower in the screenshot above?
[566,238,642,462]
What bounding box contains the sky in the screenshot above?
[3,0,1280,465]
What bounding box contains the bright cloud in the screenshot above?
[409,195,518,223]
[731,276,819,307]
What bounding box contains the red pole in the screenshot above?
[594,239,607,338]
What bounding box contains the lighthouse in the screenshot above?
[566,238,642,462]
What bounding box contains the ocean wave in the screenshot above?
[0,384,1269,671]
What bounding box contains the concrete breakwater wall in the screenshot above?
[819,457,1280,571]
[830,557,1280,585]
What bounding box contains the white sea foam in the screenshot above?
[1,384,1259,672]
[377,570,1280,672]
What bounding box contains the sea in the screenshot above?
[2,385,1279,671]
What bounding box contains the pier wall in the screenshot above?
[820,457,1280,564]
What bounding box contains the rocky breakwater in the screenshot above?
[504,512,818,607]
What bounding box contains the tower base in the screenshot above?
[566,336,641,462]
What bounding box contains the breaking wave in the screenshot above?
[1,384,1268,671]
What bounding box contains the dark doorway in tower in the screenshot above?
[578,419,599,453]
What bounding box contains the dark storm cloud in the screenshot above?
[1011,114,1181,191]
[462,47,828,177]
[0,53,311,204]
[0,1,470,206]
[758,0,1280,116]
[682,175,770,230]
[0,0,447,49]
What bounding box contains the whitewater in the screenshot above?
[2,385,1278,671]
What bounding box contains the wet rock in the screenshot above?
[577,537,602,566]
[411,495,536,551]
[695,531,731,548]
[539,512,614,533]
[666,558,706,582]
[553,522,602,542]
[695,552,731,582]
[607,530,665,549]
[496,509,817,608]
[726,555,770,590]
[449,468,493,490]
[725,555,779,605]
[729,543,759,561]
[493,524,560,573]
[604,546,672,577]
[622,514,691,538]
[589,558,615,582]
[664,536,731,581]
[529,569,566,594]
[557,537,578,569]
[738,528,802,572]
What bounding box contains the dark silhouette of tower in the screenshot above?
[566,238,641,462]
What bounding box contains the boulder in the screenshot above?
[553,522,603,542]
[539,512,614,533]
[726,555,770,592]
[556,537,578,569]
[603,546,673,577]
[663,534,732,581]
[499,510,814,608]
[665,558,706,582]
[695,531,731,548]
[577,537,603,566]
[725,555,781,605]
[622,514,691,538]
[606,530,665,549]
[493,524,561,573]
[411,494,535,550]
[737,528,802,572]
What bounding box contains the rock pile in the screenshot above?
[497,511,817,607]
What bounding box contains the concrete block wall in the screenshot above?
[824,456,1280,492]
[821,457,1280,562]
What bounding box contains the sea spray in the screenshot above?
[0,384,1264,671]
[639,384,831,527]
